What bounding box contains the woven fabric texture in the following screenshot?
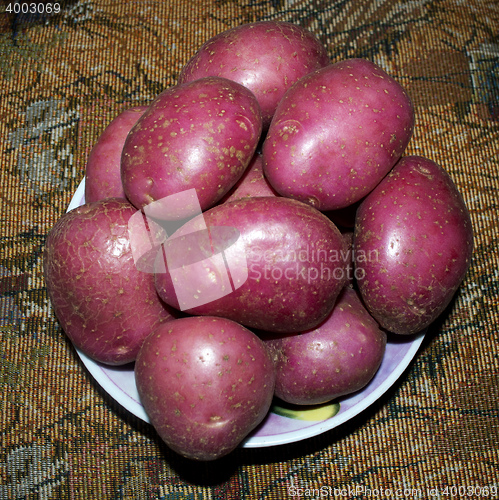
[1,0,498,498]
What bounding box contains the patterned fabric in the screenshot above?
[1,0,498,498]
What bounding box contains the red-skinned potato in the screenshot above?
[354,155,474,335]
[220,152,278,203]
[121,77,262,213]
[263,287,387,405]
[154,196,348,333]
[178,21,330,129]
[135,316,276,461]
[262,58,415,211]
[85,106,147,203]
[43,198,177,365]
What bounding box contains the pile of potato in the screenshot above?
[44,21,473,461]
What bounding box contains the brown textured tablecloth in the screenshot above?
[1,0,498,498]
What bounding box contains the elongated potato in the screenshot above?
[121,77,262,214]
[354,156,474,334]
[154,197,348,333]
[85,106,147,203]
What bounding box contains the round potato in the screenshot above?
[135,316,275,461]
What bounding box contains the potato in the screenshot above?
[135,316,276,461]
[220,151,278,203]
[43,198,177,365]
[154,196,348,333]
[121,76,262,213]
[354,155,474,335]
[263,287,387,405]
[85,106,147,203]
[262,58,415,211]
[178,21,330,128]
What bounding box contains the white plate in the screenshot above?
[67,178,426,448]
